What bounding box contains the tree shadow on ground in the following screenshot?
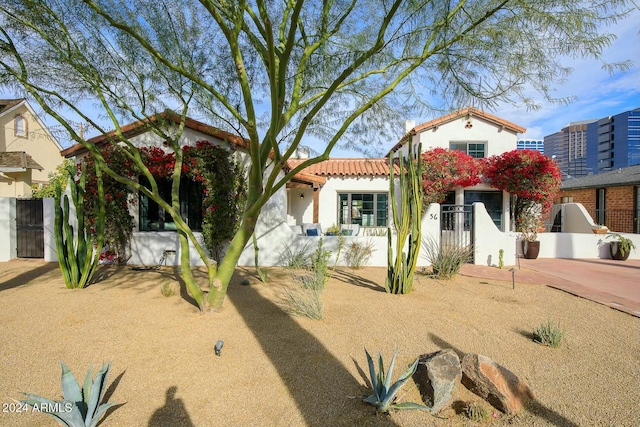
[0,262,59,292]
[331,268,387,292]
[429,333,579,427]
[228,271,401,427]
[147,386,194,427]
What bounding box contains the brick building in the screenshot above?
[556,164,640,233]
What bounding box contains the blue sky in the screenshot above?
[2,7,638,156]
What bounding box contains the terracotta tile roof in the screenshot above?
[60,111,251,158]
[388,107,526,155]
[0,99,25,116]
[0,151,44,170]
[287,158,399,177]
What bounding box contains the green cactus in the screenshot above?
[386,144,423,294]
[54,162,105,289]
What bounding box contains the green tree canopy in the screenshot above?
[0,0,632,312]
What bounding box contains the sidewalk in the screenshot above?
[460,258,640,317]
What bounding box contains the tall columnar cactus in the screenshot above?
[386,143,423,294]
[54,162,105,289]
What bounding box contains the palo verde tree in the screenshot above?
[0,0,633,312]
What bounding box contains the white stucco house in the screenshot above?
[286,107,526,234]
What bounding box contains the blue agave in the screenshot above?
[364,349,431,412]
[22,361,115,427]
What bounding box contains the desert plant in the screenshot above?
[464,401,490,421]
[498,249,504,269]
[310,238,332,289]
[421,237,473,279]
[364,227,388,237]
[344,240,376,269]
[21,361,115,427]
[363,349,430,413]
[533,320,564,348]
[280,272,324,319]
[280,240,314,269]
[606,233,637,257]
[54,163,105,289]
[386,143,423,294]
[161,280,177,297]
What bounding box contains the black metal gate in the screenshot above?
[440,204,473,261]
[16,199,44,258]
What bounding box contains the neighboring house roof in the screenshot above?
[60,111,251,158]
[560,165,640,190]
[0,98,64,151]
[287,158,400,177]
[0,151,44,172]
[0,99,25,115]
[388,106,526,155]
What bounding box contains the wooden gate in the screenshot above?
[16,199,44,258]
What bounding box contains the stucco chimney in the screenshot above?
[294,147,309,159]
[404,120,415,133]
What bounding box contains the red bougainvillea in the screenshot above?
[421,148,483,204]
[484,149,561,213]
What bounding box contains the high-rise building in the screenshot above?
[517,139,544,152]
[586,108,640,173]
[544,119,595,178]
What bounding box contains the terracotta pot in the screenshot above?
[610,242,630,261]
[522,240,540,259]
[592,228,607,235]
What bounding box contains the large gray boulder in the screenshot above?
[413,349,461,413]
[461,353,535,414]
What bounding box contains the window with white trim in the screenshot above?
[450,141,486,158]
[338,193,388,226]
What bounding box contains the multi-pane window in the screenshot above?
[338,193,388,227]
[450,141,486,158]
[139,177,203,231]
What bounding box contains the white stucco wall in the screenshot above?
[411,116,518,156]
[0,198,17,262]
[473,202,517,266]
[561,203,598,233]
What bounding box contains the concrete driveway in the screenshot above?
[461,258,640,317]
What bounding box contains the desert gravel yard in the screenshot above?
[0,260,638,426]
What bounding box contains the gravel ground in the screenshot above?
[0,260,638,427]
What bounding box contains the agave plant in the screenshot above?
[22,361,115,427]
[364,349,431,412]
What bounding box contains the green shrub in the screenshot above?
[421,237,473,279]
[280,240,314,269]
[280,272,324,319]
[498,249,504,269]
[533,320,564,348]
[464,401,490,421]
[363,349,430,412]
[22,361,116,427]
[344,240,376,269]
[310,238,332,289]
[160,280,177,297]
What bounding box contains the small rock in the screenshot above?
[461,353,535,414]
[414,349,461,413]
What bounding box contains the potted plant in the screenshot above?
[591,224,608,234]
[325,223,341,236]
[518,213,541,259]
[606,233,636,261]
